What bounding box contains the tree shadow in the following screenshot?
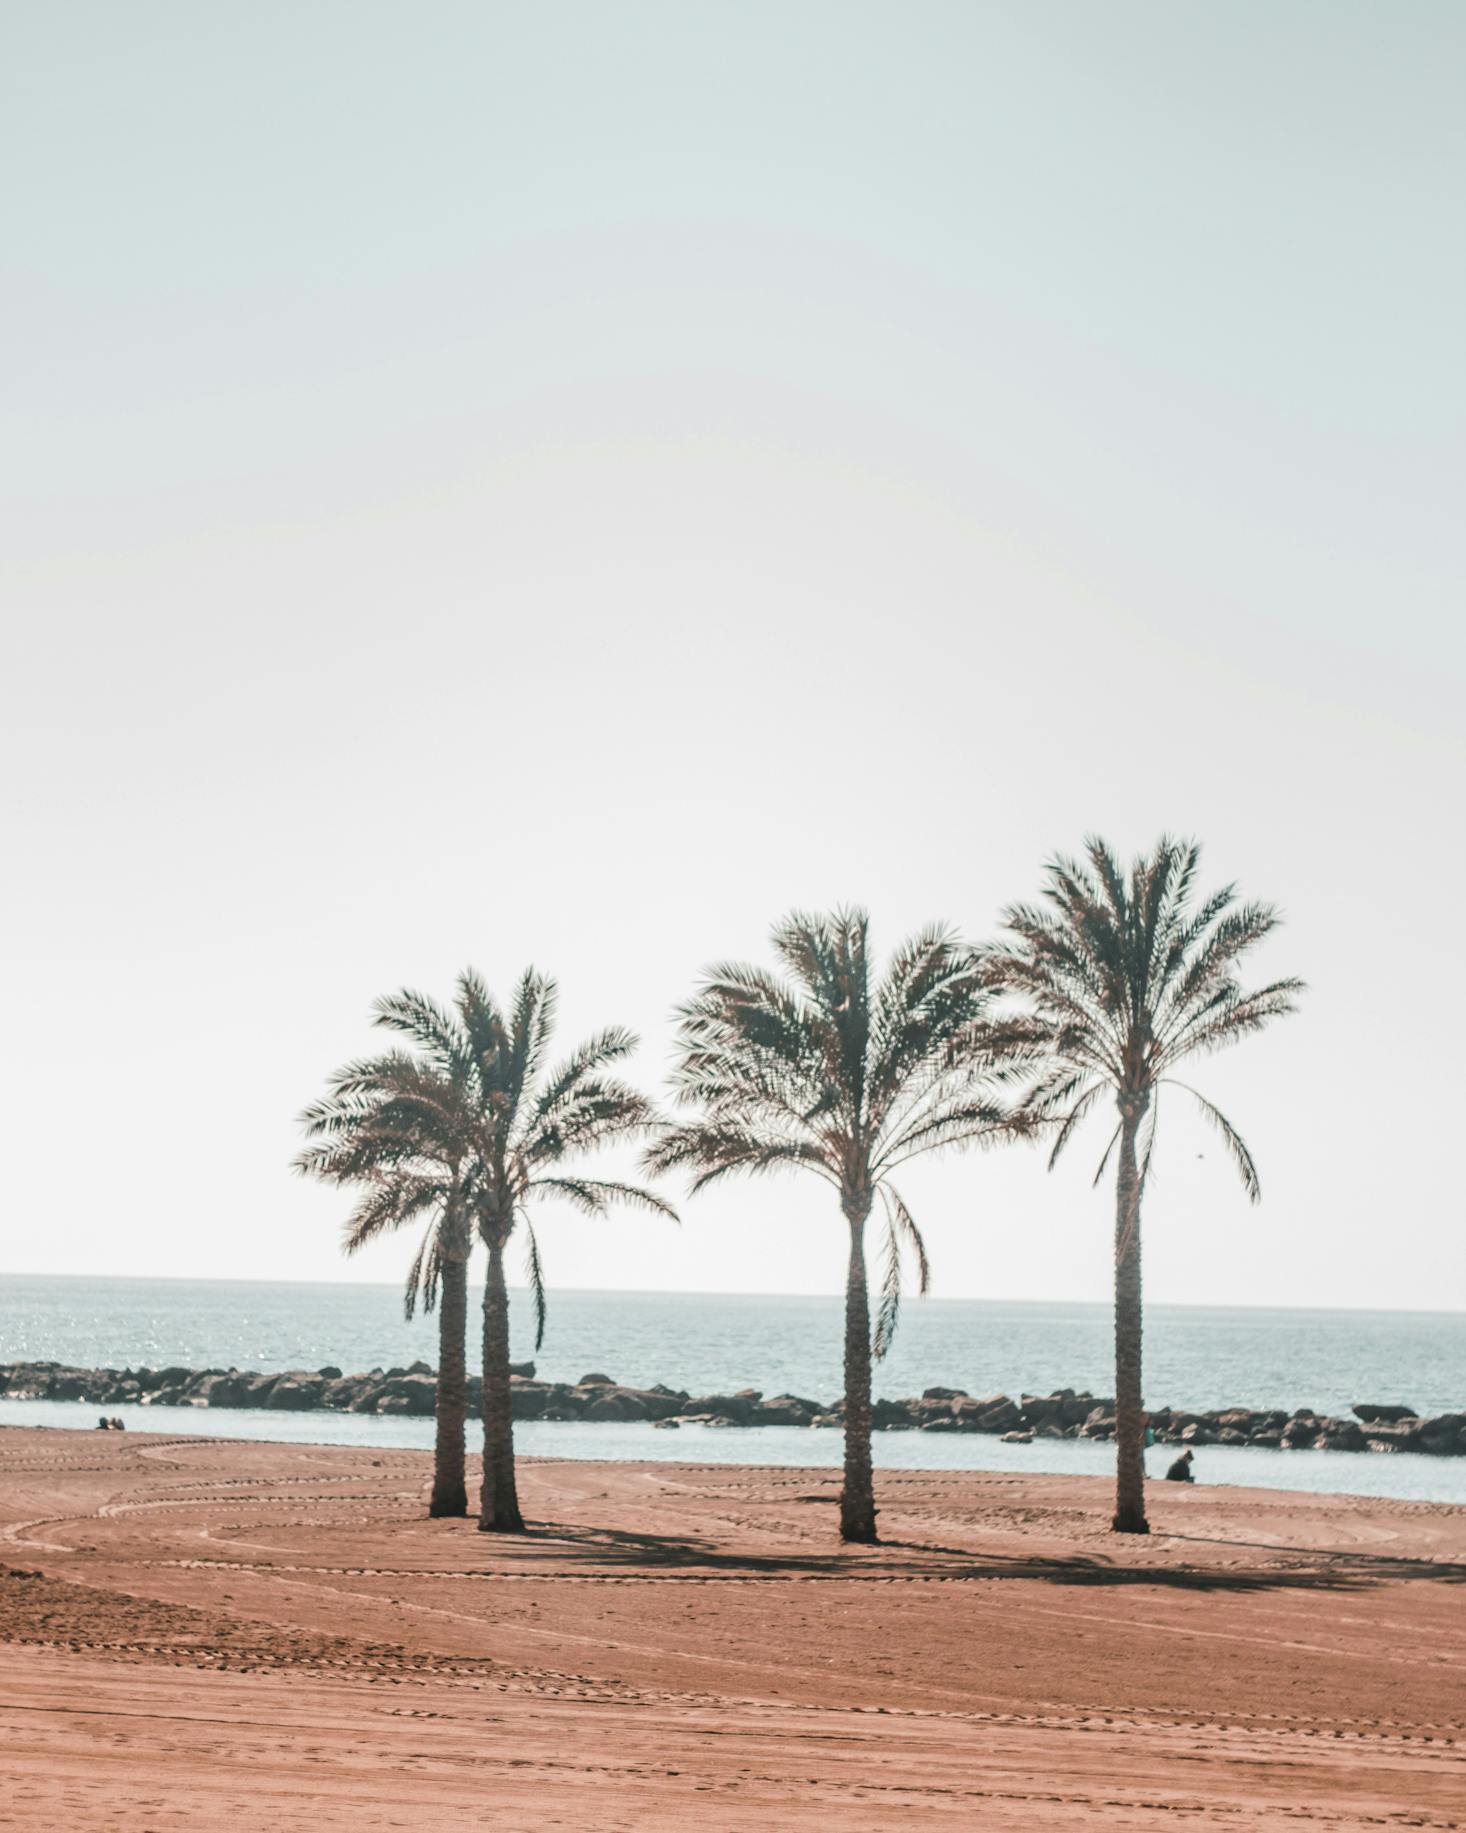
[508,1522,1466,1593]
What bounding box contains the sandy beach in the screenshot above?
[1,1425,1462,1830]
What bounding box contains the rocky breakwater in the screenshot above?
[2,1363,1462,1456]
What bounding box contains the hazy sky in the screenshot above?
[4,3,1463,1312]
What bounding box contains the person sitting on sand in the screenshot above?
[96,1415,111,1430]
[111,1417,126,1431]
[1165,1448,1195,1483]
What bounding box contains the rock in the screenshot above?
[1419,1413,1466,1455]
[974,1398,1022,1433]
[678,1393,755,1423]
[584,1389,650,1422]
[751,1395,820,1427]
[371,1373,436,1416]
[919,1416,959,1433]
[1359,1419,1423,1451]
[1181,1422,1219,1445]
[317,1365,343,1380]
[197,1373,253,1409]
[653,1417,680,1429]
[922,1386,969,1401]
[266,1374,327,1411]
[510,1361,536,1379]
[1217,1428,1248,1446]
[577,1372,615,1387]
[1351,1403,1419,1425]
[509,1382,551,1420]
[1000,1429,1034,1443]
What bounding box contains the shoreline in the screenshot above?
[7,1397,1466,1511]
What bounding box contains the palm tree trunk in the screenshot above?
[840,1204,877,1544]
[429,1226,469,1518]
[478,1231,524,1534]
[1112,1108,1149,1534]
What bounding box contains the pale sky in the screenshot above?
[3,3,1463,1312]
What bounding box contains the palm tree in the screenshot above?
[646,909,1035,1544]
[449,968,675,1534]
[296,997,480,1518]
[986,837,1303,1534]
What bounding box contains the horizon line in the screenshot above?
[3,1268,1462,1321]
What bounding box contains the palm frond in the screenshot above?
[871,1185,930,1362]
[1042,1076,1106,1170]
[1090,1121,1123,1190]
[1164,1079,1262,1201]
[643,1123,835,1194]
[526,1175,680,1220]
[521,1214,548,1351]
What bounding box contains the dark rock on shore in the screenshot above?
[1,1363,1459,1458]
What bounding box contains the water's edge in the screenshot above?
[6,1399,1466,1509]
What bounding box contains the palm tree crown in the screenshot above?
[647,908,1036,1540]
[298,968,674,1531]
[992,837,1303,1187]
[443,967,676,1320]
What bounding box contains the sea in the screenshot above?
[3,1274,1463,1505]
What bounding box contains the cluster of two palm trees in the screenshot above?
[297,974,674,1528]
[300,837,1299,1541]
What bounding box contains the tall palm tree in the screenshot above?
[449,968,675,1534]
[986,837,1303,1534]
[646,909,1035,1545]
[296,998,480,1518]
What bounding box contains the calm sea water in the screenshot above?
[3,1275,1463,1505]
[3,1274,1461,1417]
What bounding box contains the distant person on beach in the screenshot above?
[111,1417,126,1431]
[1165,1449,1195,1483]
[96,1416,111,1430]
